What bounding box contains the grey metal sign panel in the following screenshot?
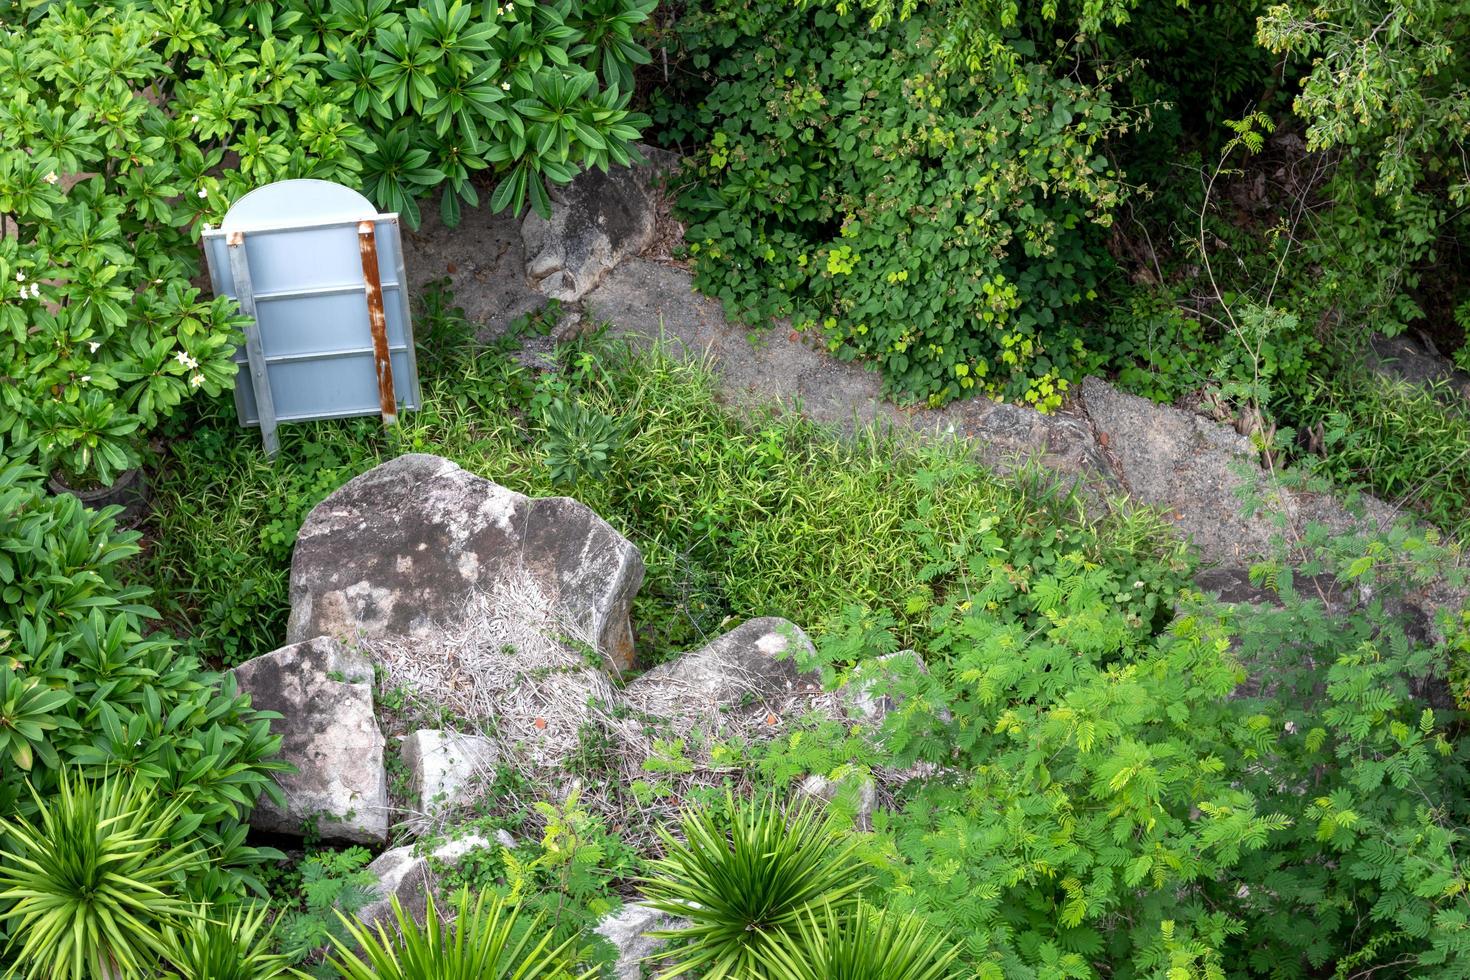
[202,179,421,455]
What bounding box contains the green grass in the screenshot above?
[142,302,1186,668]
[1298,373,1470,540]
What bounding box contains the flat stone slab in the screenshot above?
[232,637,387,844]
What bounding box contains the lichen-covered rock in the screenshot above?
[357,834,498,926]
[400,729,499,820]
[521,150,674,301]
[594,903,683,980]
[623,617,821,729]
[232,637,387,844]
[1080,376,1394,566]
[286,453,645,672]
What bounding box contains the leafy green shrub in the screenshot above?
[220,0,654,225]
[665,0,1127,407]
[0,1,364,483]
[539,397,625,486]
[325,887,588,980]
[0,458,286,899]
[806,507,1470,976]
[272,847,380,971]
[642,794,869,979]
[0,771,203,980]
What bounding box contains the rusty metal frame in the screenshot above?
[356,220,398,426]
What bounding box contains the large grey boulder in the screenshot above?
[623,617,822,729]
[595,903,683,980]
[522,149,675,302]
[1080,376,1394,566]
[286,453,645,672]
[232,637,388,844]
[399,729,499,821]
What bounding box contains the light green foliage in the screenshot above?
[325,887,589,980]
[219,0,654,225]
[666,0,1125,407]
[758,904,964,980]
[1256,0,1470,207]
[641,794,869,978]
[799,506,1470,976]
[0,459,286,899]
[272,848,380,972]
[163,903,307,980]
[0,772,203,980]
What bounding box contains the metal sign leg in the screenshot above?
[227,231,281,457]
[357,220,398,427]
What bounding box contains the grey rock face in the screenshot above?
[286,453,645,672]
[232,637,387,844]
[624,617,822,727]
[522,150,675,301]
[1367,333,1470,402]
[400,729,500,820]
[595,903,683,980]
[357,834,497,926]
[1080,376,1395,566]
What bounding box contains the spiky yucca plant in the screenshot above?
[325,887,590,980]
[641,793,870,979]
[164,901,306,980]
[0,771,201,980]
[760,904,965,980]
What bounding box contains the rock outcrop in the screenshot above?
[286,453,645,672]
[1080,376,1396,567]
[232,637,388,844]
[357,833,502,925]
[624,617,822,729]
[522,149,674,302]
[595,903,682,980]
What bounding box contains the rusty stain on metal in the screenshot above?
[227,230,244,246]
[356,220,398,425]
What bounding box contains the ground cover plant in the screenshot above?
[143,294,1188,667]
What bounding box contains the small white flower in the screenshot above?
[153,278,164,285]
[197,187,209,198]
[501,81,511,91]
[79,375,91,383]
[189,372,205,388]
[14,271,24,283]
[28,283,39,298]
[1284,720,1298,735]
[1133,580,1145,589]
[88,341,100,353]
[42,171,59,185]
[191,114,199,122]
[174,350,199,370]
[1236,884,1251,899]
